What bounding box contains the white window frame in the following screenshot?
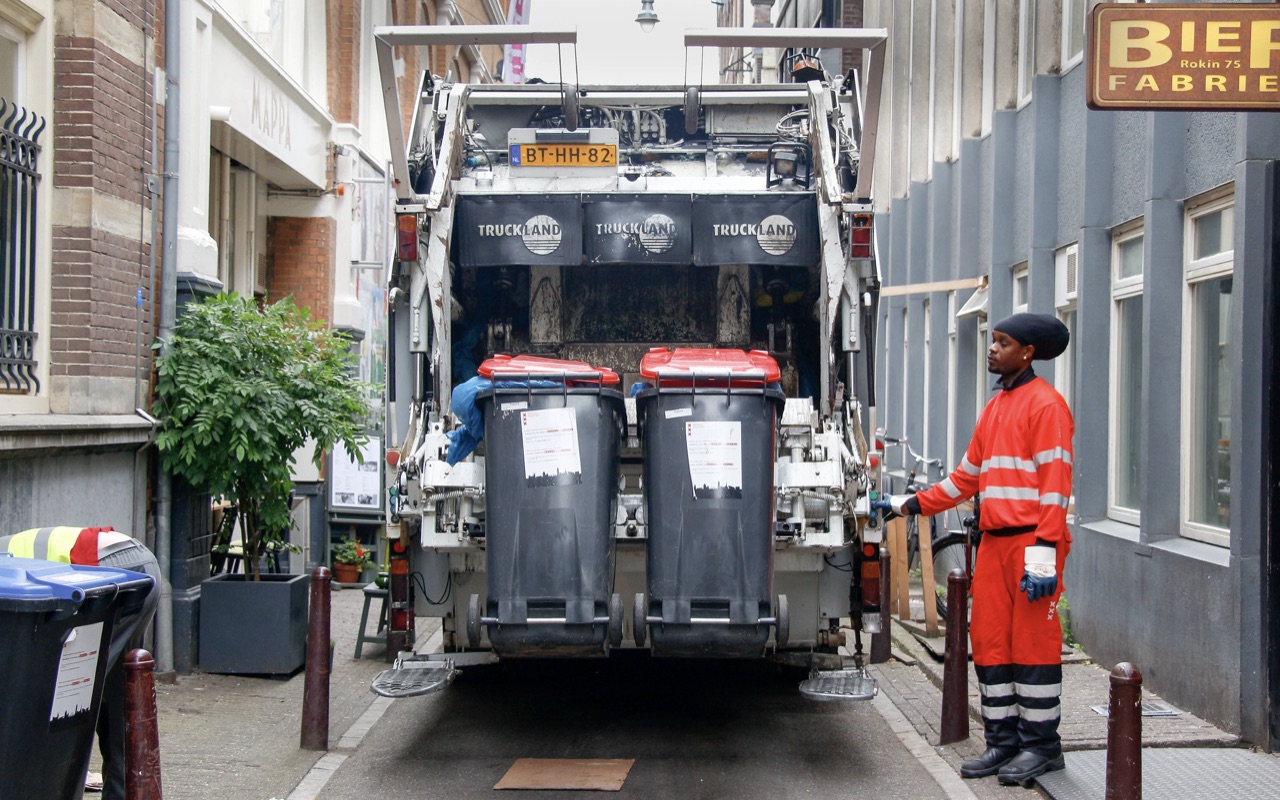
[976,316,989,419]
[1016,0,1035,108]
[947,290,958,470]
[981,0,996,137]
[1108,220,1144,526]
[1061,0,1087,71]
[922,298,932,460]
[1054,243,1079,411]
[0,17,24,104]
[1012,261,1029,312]
[1180,190,1235,547]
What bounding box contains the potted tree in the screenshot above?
[331,539,372,585]
[154,293,371,673]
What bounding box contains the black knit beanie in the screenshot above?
[993,313,1070,360]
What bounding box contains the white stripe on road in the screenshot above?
[871,689,980,800]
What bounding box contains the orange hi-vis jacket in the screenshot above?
[916,375,1074,543]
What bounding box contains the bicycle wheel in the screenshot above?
[930,533,976,621]
[905,516,920,573]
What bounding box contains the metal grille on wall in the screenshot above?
[0,98,44,394]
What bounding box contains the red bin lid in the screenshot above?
[478,354,620,385]
[639,348,781,382]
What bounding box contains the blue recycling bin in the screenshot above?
[0,556,154,800]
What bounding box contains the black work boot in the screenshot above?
[960,747,1018,779]
[996,750,1066,786]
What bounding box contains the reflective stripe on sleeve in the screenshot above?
[938,477,962,499]
[1033,447,1073,467]
[1039,493,1070,508]
[959,456,981,476]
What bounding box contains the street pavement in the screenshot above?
[95,583,1278,800]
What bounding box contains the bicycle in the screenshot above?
[877,433,980,622]
[877,432,944,573]
[928,500,981,622]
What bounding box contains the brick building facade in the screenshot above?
[0,0,504,672]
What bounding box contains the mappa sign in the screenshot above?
[1087,3,1280,110]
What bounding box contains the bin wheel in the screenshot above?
[776,594,790,648]
[467,593,482,648]
[608,593,624,648]
[633,592,647,648]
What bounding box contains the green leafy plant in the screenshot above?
[154,293,372,580]
[331,539,371,567]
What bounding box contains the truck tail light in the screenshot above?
[397,213,419,262]
[851,213,873,259]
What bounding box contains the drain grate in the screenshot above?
[1089,701,1179,717]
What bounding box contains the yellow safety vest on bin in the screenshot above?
[2,527,86,562]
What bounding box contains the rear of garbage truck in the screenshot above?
[371,25,890,702]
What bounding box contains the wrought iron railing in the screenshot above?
[0,98,44,394]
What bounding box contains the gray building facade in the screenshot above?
[857,0,1279,747]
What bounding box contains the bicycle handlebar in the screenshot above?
[876,430,944,474]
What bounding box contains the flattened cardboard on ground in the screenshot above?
[495,758,635,791]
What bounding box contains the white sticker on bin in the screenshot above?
[685,421,743,498]
[501,401,529,412]
[50,621,104,721]
[665,407,693,420]
[521,407,582,480]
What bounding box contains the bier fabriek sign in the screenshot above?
[1087,3,1280,111]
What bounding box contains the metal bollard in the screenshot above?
[939,568,970,745]
[869,548,892,664]
[301,566,332,751]
[124,648,163,800]
[1106,662,1143,800]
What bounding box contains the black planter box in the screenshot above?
[199,572,309,674]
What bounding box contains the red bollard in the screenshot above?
[869,548,892,664]
[124,648,163,800]
[301,566,331,751]
[939,568,970,745]
[1106,662,1143,800]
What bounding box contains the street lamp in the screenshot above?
[636,0,659,33]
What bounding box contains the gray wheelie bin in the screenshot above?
[470,355,626,657]
[0,556,154,800]
[635,348,786,658]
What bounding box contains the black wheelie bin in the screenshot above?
[635,348,786,658]
[0,556,155,800]
[468,355,626,656]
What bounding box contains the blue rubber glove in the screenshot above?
[1020,544,1058,602]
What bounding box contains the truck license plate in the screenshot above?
[510,143,617,168]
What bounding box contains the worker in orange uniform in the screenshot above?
[884,313,1073,785]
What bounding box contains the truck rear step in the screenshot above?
[799,668,878,701]
[371,657,458,698]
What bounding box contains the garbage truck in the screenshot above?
[370,25,890,701]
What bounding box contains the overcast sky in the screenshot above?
[522,0,722,85]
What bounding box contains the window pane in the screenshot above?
[1068,0,1086,58]
[1118,235,1143,280]
[1115,295,1144,509]
[1020,0,1036,95]
[1014,270,1028,307]
[1059,309,1077,412]
[1189,277,1233,528]
[0,36,16,102]
[1194,209,1232,260]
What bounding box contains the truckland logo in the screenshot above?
[1088,3,1280,110]
[477,214,563,255]
[595,213,678,254]
[713,214,798,256]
